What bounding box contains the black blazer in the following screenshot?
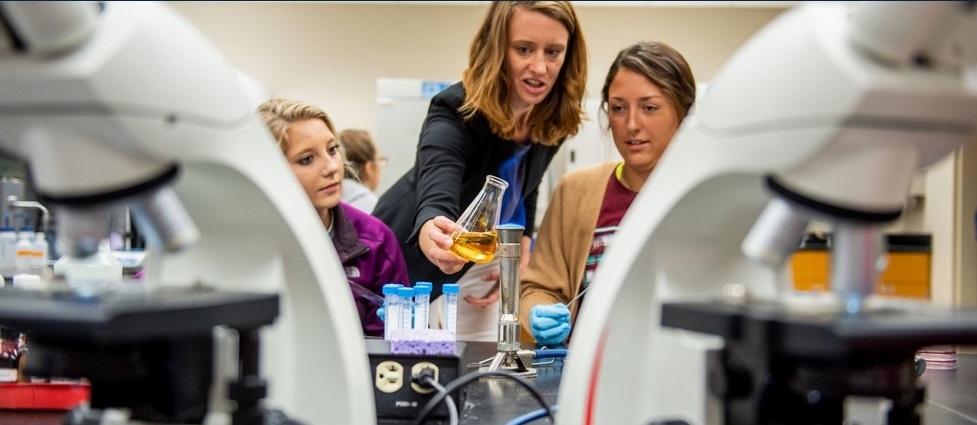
[374,82,562,299]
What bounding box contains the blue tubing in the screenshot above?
[534,349,568,359]
[504,405,558,425]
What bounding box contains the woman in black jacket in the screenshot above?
[374,1,587,340]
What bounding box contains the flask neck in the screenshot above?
[483,175,509,193]
[478,175,508,213]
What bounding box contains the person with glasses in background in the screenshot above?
[338,129,386,213]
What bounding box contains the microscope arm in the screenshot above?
[740,2,977,308]
[848,2,977,75]
[0,2,98,56]
[0,2,375,424]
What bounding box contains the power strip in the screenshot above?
[366,338,467,422]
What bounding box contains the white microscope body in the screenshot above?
[0,2,375,424]
[559,2,977,424]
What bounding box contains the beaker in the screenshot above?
[451,175,508,263]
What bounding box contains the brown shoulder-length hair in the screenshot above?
[337,128,377,179]
[460,1,587,146]
[600,41,697,125]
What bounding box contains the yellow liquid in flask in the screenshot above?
[451,231,498,263]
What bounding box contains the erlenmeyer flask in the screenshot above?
[451,175,508,263]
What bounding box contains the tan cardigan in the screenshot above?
[519,162,618,337]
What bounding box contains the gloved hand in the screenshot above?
[530,303,571,346]
[377,304,415,326]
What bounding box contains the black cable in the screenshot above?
[413,371,554,425]
[421,375,458,425]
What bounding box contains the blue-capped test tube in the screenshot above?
[397,287,415,333]
[413,282,432,330]
[442,283,459,337]
[382,284,402,339]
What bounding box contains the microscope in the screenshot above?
[0,2,374,424]
[558,2,977,424]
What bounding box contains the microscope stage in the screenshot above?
[0,285,278,344]
[662,298,977,359]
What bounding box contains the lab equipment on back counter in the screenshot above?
[52,239,122,296]
[0,225,16,277]
[32,230,49,272]
[558,2,977,425]
[12,225,33,274]
[790,232,932,298]
[0,192,50,279]
[0,2,373,424]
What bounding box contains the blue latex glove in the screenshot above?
[530,303,571,346]
[377,304,415,325]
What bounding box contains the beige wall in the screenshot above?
[168,2,786,137]
[169,2,977,308]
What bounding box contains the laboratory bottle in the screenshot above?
[32,232,48,272]
[397,287,415,332]
[451,175,508,263]
[382,284,402,339]
[14,226,34,274]
[443,283,460,336]
[413,282,432,330]
[0,226,16,276]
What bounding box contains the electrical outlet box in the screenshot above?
[366,339,467,422]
